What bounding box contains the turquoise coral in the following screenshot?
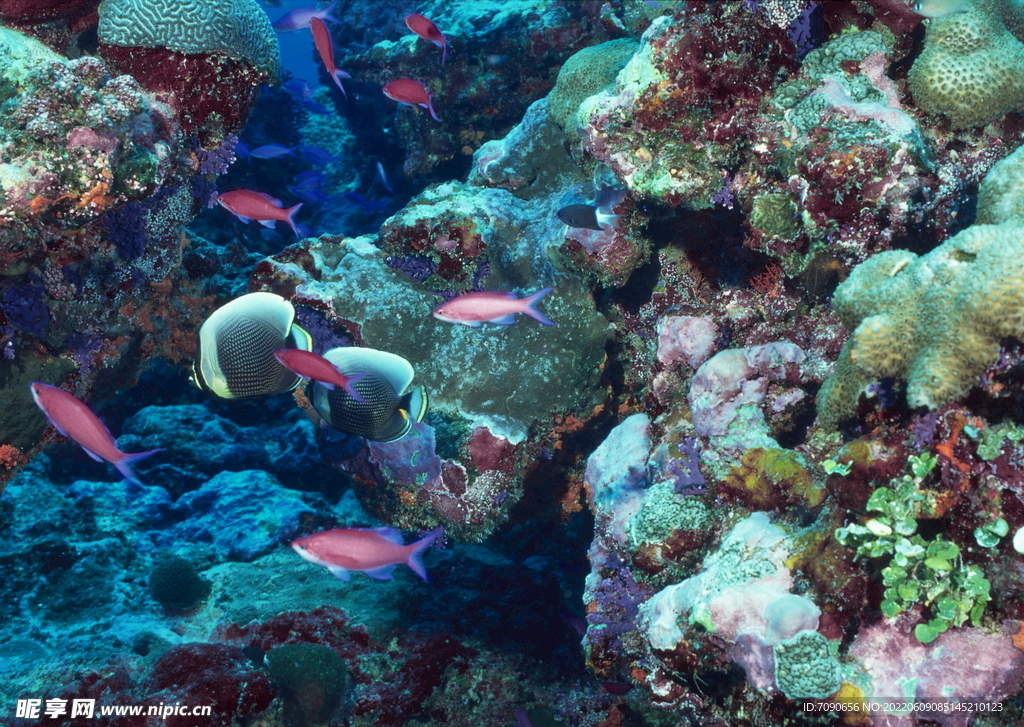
[97,0,281,84]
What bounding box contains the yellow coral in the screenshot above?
[817,145,1024,428]
[908,0,1024,128]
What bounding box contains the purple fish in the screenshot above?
[291,170,325,192]
[273,1,339,31]
[297,145,337,166]
[289,186,331,204]
[283,79,332,114]
[375,161,396,195]
[343,192,391,213]
[249,144,295,159]
[514,709,532,727]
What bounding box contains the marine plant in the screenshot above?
[834,453,992,643]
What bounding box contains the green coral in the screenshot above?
[835,454,992,644]
[721,448,825,510]
[801,30,888,77]
[818,144,1024,427]
[628,478,711,546]
[98,0,281,84]
[773,629,842,700]
[773,32,892,136]
[749,194,800,239]
[908,0,1024,129]
[148,554,211,610]
[548,39,638,132]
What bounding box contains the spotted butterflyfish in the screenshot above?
[192,292,313,400]
[311,347,428,442]
[556,184,626,231]
[29,382,162,484]
[273,348,367,402]
[404,13,448,64]
[292,526,444,581]
[432,288,555,327]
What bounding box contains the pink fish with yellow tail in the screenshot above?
[404,13,448,64]
[432,288,555,327]
[273,348,367,402]
[215,189,304,237]
[292,526,444,581]
[382,78,440,122]
[29,382,162,484]
[310,16,350,97]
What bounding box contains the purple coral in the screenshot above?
[102,201,149,261]
[787,1,821,58]
[668,438,707,495]
[294,307,354,354]
[386,255,437,283]
[0,282,49,338]
[195,134,238,176]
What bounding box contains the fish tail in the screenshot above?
[284,203,304,237]
[115,448,163,484]
[523,287,555,326]
[324,0,342,24]
[426,95,441,122]
[331,69,348,97]
[342,370,368,403]
[406,526,443,581]
[441,42,447,65]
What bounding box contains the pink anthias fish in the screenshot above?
[310,16,350,97]
[382,78,440,122]
[292,526,444,582]
[404,13,448,64]
[29,382,162,484]
[215,190,303,237]
[272,1,339,31]
[273,348,367,402]
[432,288,555,327]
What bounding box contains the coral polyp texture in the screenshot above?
[97,0,281,84]
[908,0,1024,128]
[818,144,1024,427]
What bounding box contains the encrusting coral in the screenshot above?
[818,144,1024,427]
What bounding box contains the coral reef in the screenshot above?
[818,144,1024,426]
[9,0,1024,725]
[909,0,1024,128]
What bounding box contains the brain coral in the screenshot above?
[548,38,638,132]
[908,0,1024,128]
[97,0,280,84]
[817,144,1024,428]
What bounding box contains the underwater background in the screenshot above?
[4,0,1024,725]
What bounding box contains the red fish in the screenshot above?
[404,13,448,64]
[292,526,444,581]
[273,348,367,402]
[215,190,303,237]
[432,288,555,327]
[29,382,161,484]
[382,78,440,122]
[310,16,350,97]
